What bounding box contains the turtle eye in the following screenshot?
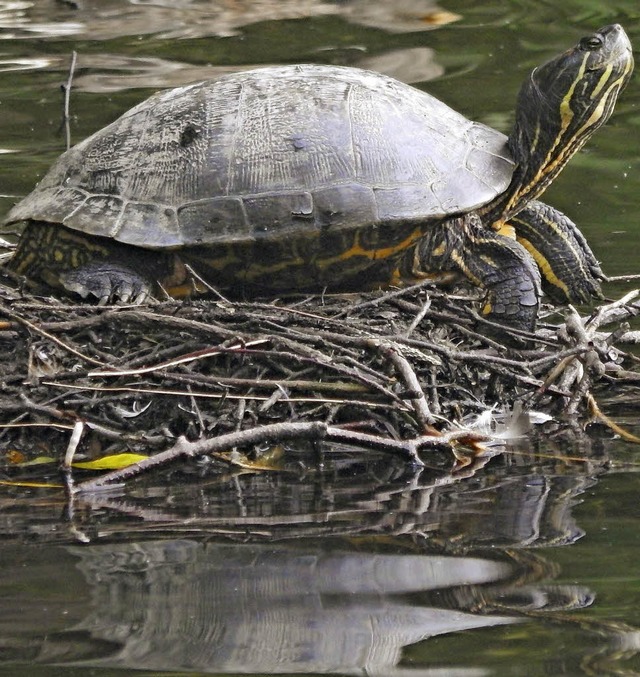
[580,35,603,51]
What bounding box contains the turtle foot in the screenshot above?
[60,262,153,305]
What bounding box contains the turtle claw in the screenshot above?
[114,279,139,305]
[60,262,153,305]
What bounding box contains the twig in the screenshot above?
[184,263,232,304]
[606,274,640,283]
[371,340,435,428]
[404,297,432,336]
[73,421,478,492]
[42,380,400,410]
[2,277,638,493]
[329,278,438,318]
[88,338,269,377]
[63,420,85,468]
[0,303,112,368]
[587,393,640,443]
[62,50,77,150]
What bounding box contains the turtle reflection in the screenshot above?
[31,541,588,674]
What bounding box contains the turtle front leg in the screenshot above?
[508,200,604,304]
[408,214,541,333]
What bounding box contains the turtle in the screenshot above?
[3,24,633,335]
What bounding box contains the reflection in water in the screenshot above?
[355,47,443,84]
[59,453,593,547]
[0,538,600,674]
[72,46,444,94]
[0,449,615,673]
[50,542,518,673]
[0,0,458,40]
[0,56,53,72]
[343,0,460,33]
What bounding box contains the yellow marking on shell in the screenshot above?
[316,227,425,271]
[391,266,458,287]
[202,243,307,282]
[246,256,307,279]
[70,248,81,268]
[190,246,243,273]
[12,251,36,274]
[164,281,207,298]
[53,249,64,263]
[390,268,404,286]
[56,227,111,258]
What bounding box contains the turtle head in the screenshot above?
[501,24,633,220]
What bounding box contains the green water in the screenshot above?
[1,1,640,675]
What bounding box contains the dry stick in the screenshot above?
[606,274,640,283]
[0,304,112,368]
[18,392,166,445]
[317,326,534,372]
[62,51,77,151]
[587,289,639,330]
[565,371,592,415]
[98,308,242,340]
[183,263,232,304]
[244,342,404,405]
[404,297,432,337]
[372,340,435,428]
[538,295,640,404]
[161,370,372,395]
[88,338,269,377]
[43,380,399,411]
[587,393,640,444]
[618,331,640,344]
[89,332,403,406]
[74,421,481,493]
[329,278,438,318]
[63,420,85,468]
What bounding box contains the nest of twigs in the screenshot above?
[0,264,639,492]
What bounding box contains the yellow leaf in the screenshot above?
[212,446,285,471]
[0,479,63,489]
[4,453,57,467]
[72,453,148,470]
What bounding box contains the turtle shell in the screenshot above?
[4,65,514,252]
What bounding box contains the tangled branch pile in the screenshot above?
[0,270,639,489]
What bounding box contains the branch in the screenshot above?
[73,421,478,493]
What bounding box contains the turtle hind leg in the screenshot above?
[509,200,604,304]
[59,260,153,305]
[9,220,166,304]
